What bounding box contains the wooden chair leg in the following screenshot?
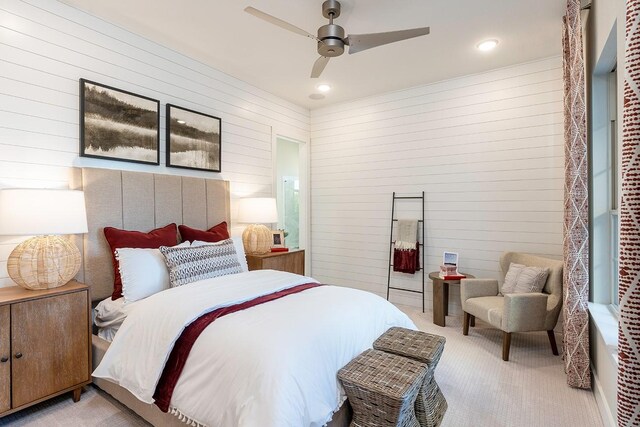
[470,315,475,327]
[502,332,511,361]
[547,330,559,356]
[463,312,470,336]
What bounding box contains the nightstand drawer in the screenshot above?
[11,291,90,407]
[0,281,91,418]
[0,306,9,414]
[246,249,305,275]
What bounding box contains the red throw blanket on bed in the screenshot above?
[153,282,322,412]
[393,242,420,274]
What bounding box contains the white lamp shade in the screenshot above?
[236,197,278,224]
[0,189,88,236]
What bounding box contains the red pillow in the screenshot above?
[104,223,178,300]
[178,222,229,243]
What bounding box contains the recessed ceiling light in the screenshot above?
[309,93,325,100]
[477,39,498,51]
[177,119,186,124]
[316,84,331,92]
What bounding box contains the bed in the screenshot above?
[71,167,415,427]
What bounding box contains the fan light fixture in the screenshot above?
[317,84,331,92]
[477,39,498,51]
[244,1,431,79]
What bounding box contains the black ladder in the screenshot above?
[386,192,426,312]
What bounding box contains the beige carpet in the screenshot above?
[403,306,603,427]
[0,307,602,427]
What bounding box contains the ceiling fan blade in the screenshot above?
[244,7,318,41]
[311,56,330,78]
[346,27,430,54]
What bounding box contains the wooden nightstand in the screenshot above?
[246,249,305,275]
[0,281,91,418]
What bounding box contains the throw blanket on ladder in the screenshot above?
[393,220,420,274]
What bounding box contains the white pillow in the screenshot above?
[501,262,550,294]
[116,241,190,303]
[192,236,249,272]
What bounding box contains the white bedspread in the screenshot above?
[93,270,415,427]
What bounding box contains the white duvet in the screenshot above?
[93,270,415,427]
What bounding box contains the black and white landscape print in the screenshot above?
[80,79,159,165]
[166,104,221,172]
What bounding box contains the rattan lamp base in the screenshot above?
[242,224,272,255]
[7,235,81,290]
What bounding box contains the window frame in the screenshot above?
[607,66,620,311]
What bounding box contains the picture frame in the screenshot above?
[166,104,222,172]
[79,79,160,165]
[272,229,285,248]
[443,251,459,267]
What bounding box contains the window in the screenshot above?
[608,67,619,309]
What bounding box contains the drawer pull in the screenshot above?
[14,352,22,359]
[0,356,7,363]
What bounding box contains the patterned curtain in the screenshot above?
[618,1,640,424]
[561,0,591,390]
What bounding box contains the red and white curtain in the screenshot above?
[562,0,591,390]
[618,1,640,424]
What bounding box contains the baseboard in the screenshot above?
[593,367,616,427]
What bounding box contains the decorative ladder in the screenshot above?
[386,192,426,312]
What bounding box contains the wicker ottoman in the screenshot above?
[338,349,427,427]
[374,327,448,427]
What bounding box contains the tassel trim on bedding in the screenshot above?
[171,396,347,427]
[322,394,349,427]
[170,392,347,427]
[170,406,207,427]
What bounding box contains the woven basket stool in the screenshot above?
[374,327,448,427]
[338,349,427,427]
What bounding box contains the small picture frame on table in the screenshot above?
[443,251,459,266]
[272,230,285,248]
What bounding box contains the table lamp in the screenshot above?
[0,189,88,290]
[237,197,278,255]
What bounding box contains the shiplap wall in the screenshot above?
[309,57,564,313]
[0,0,310,288]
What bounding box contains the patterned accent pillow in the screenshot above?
[159,239,243,288]
[501,263,550,294]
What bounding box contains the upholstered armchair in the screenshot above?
[460,252,563,361]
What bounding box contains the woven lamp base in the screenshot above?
[7,235,81,290]
[242,224,272,255]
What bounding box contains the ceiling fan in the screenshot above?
[244,0,430,78]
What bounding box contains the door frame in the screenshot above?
[272,128,311,275]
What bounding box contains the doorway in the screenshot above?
[275,136,307,254]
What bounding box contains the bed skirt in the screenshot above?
[91,334,352,427]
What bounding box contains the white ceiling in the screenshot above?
[60,0,566,110]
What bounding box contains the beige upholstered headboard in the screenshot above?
[70,168,230,302]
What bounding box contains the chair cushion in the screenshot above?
[501,263,549,294]
[464,296,503,329]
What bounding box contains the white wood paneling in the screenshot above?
[0,0,310,287]
[309,57,564,314]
